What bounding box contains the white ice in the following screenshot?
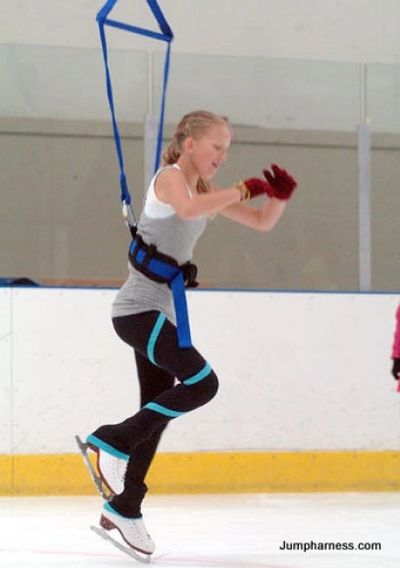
[0,493,399,567]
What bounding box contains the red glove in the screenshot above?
[242,177,274,199]
[263,164,297,200]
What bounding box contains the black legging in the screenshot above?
[99,310,219,516]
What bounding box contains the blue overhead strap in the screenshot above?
[96,0,173,226]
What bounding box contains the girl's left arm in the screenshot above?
[218,191,287,232]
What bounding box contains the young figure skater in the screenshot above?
[391,304,400,381]
[83,110,297,558]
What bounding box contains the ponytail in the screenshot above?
[162,140,181,165]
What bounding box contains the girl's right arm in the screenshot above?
[155,168,241,219]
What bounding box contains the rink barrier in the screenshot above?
[1,450,399,495]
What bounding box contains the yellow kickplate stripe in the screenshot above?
[147,451,400,493]
[0,451,399,496]
[0,455,13,496]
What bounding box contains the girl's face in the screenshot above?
[186,124,231,180]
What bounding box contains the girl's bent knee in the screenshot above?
[207,371,219,400]
[191,370,219,405]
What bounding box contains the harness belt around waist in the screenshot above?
[129,233,198,349]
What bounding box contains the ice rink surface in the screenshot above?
[0,492,399,568]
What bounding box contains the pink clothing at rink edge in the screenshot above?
[392,305,400,358]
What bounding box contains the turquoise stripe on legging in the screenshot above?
[144,402,186,418]
[147,313,167,365]
[183,362,212,385]
[86,435,129,461]
[104,501,142,519]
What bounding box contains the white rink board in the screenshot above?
[11,287,135,454]
[0,289,12,453]
[6,287,400,454]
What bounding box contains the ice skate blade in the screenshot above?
[91,525,151,564]
[75,435,112,501]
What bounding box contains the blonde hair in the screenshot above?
[162,110,231,194]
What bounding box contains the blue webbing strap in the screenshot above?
[132,244,193,348]
[96,0,173,223]
[170,271,192,348]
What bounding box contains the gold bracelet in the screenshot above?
[235,180,250,202]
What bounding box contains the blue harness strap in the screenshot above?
[129,236,198,349]
[169,271,192,348]
[96,0,173,223]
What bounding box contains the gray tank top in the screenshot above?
[111,165,207,324]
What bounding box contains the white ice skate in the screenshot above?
[75,434,129,499]
[91,501,155,563]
